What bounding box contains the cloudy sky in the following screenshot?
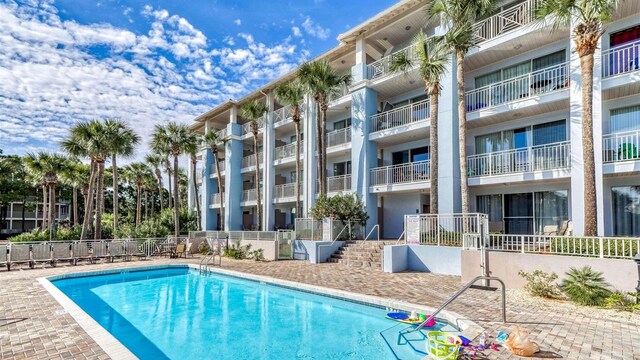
[0,0,396,156]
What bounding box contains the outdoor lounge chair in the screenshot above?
[51,242,73,265]
[108,241,127,262]
[31,243,54,268]
[0,244,9,271]
[124,241,147,261]
[8,243,31,270]
[72,241,92,265]
[542,225,558,236]
[90,241,109,263]
[175,243,187,258]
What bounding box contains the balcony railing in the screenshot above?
[327,128,351,148]
[241,152,263,169]
[370,99,430,132]
[241,116,266,135]
[603,130,640,163]
[274,141,304,161]
[274,103,305,125]
[473,0,542,44]
[328,174,351,193]
[329,83,350,102]
[210,161,225,176]
[215,128,228,140]
[602,40,640,78]
[370,160,430,186]
[366,43,419,80]
[465,62,569,112]
[210,193,221,206]
[274,183,303,199]
[241,189,256,202]
[467,141,570,177]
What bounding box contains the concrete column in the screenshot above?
[262,94,276,231]
[351,85,378,234]
[187,158,196,211]
[352,36,367,83]
[569,22,605,236]
[303,95,317,217]
[200,146,218,231]
[225,108,243,230]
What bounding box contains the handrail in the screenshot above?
[400,275,506,336]
[365,224,380,241]
[316,224,350,263]
[395,230,406,245]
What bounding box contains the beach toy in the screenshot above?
[426,331,462,360]
[459,335,471,346]
[496,331,509,342]
[386,312,408,320]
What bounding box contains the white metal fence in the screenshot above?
[274,141,303,161]
[327,128,351,147]
[274,183,302,199]
[467,141,570,177]
[472,0,542,44]
[603,130,640,163]
[241,152,263,169]
[366,43,419,80]
[465,62,569,112]
[327,174,351,193]
[602,40,640,78]
[293,218,364,241]
[274,103,305,125]
[370,160,430,186]
[294,218,323,240]
[241,189,257,202]
[370,99,430,132]
[241,116,266,135]
[404,213,488,247]
[210,193,221,206]
[210,161,225,176]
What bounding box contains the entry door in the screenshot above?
[504,193,533,234]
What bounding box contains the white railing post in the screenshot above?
[520,236,525,254]
[599,238,604,259]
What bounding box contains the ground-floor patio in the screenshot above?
[0,257,638,359]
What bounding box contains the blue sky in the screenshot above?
[0,0,397,156]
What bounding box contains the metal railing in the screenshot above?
[465,62,569,112]
[327,128,351,148]
[241,152,263,169]
[215,128,228,140]
[467,141,570,177]
[603,129,640,163]
[210,193,221,206]
[241,189,257,202]
[241,116,266,135]
[365,224,380,241]
[274,103,305,125]
[371,99,430,132]
[404,213,487,247]
[210,161,225,177]
[370,160,430,186]
[329,83,350,102]
[473,0,542,44]
[486,234,640,259]
[274,141,304,161]
[327,174,351,193]
[602,40,640,78]
[366,43,420,80]
[295,218,323,240]
[228,231,276,241]
[274,183,303,199]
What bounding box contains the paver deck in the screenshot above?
[1,257,638,359]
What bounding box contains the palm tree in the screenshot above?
[24,152,69,240]
[151,122,193,237]
[428,0,499,215]
[164,157,173,209]
[122,163,151,226]
[241,100,268,231]
[104,119,140,234]
[390,33,449,214]
[203,130,228,230]
[60,161,90,227]
[537,0,620,235]
[145,154,165,213]
[184,132,202,230]
[298,59,351,195]
[274,80,305,217]
[62,120,111,240]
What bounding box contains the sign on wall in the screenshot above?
[405,215,420,244]
[322,218,332,241]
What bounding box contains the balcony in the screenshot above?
[241,189,257,203]
[274,103,305,126]
[316,174,352,194]
[602,41,640,78]
[241,116,265,136]
[603,130,640,166]
[196,171,203,184]
[370,160,430,191]
[327,128,351,148]
[274,183,303,201]
[366,43,419,80]
[466,62,569,114]
[274,141,304,162]
[210,161,225,178]
[371,99,430,133]
[472,0,542,44]
[210,193,221,208]
[467,141,570,179]
[241,152,263,169]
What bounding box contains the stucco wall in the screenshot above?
[239,240,278,261]
[383,245,462,275]
[461,250,638,292]
[293,240,345,264]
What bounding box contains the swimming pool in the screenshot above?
[49,265,461,359]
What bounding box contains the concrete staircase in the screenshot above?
[327,240,396,269]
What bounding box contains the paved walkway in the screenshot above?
[0,258,638,359]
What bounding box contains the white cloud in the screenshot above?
[234,19,241,26]
[0,1,309,157]
[292,26,301,37]
[301,16,330,40]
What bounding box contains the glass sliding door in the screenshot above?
[612,186,640,236]
[534,191,568,234]
[504,193,533,234]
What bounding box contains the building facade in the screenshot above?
[1,201,70,235]
[189,0,640,238]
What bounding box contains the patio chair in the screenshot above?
[124,241,147,261]
[90,241,109,263]
[31,243,54,268]
[542,225,559,236]
[175,243,187,258]
[0,244,9,271]
[51,242,74,265]
[108,241,127,262]
[71,242,91,265]
[7,243,31,270]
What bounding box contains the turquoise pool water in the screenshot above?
[52,266,450,359]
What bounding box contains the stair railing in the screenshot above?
[364,224,380,241]
[395,230,406,245]
[316,224,349,264]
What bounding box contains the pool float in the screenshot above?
[385,312,436,327]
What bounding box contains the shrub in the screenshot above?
[249,248,265,261]
[602,292,640,312]
[224,241,251,259]
[518,270,561,299]
[310,194,369,225]
[560,266,611,306]
[549,237,638,258]
[197,241,211,254]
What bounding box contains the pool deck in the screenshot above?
[0,257,638,360]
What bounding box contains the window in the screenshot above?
[532,120,566,145]
[610,25,640,47]
[612,186,640,236]
[392,146,430,165]
[476,120,566,154]
[333,118,352,131]
[290,170,303,182]
[333,161,351,176]
[610,105,640,133]
[290,133,304,142]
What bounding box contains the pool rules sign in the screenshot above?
[405,215,420,244]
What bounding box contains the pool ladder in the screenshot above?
[199,238,223,274]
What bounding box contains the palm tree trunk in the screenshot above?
[157,172,164,213]
[144,189,148,222]
[136,186,142,226]
[80,161,96,240]
[167,165,173,209]
[72,186,78,227]
[192,157,201,230]
[457,50,469,216]
[429,88,439,214]
[41,185,47,230]
[48,183,56,241]
[94,161,105,240]
[253,134,262,230]
[214,150,224,231]
[580,51,597,236]
[320,105,328,196]
[173,155,180,237]
[294,120,302,218]
[314,102,323,196]
[112,154,119,234]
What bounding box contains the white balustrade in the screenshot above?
[370,160,430,186]
[327,128,351,148]
[366,43,420,80]
[467,141,570,177]
[274,141,304,161]
[241,189,257,202]
[473,0,542,43]
[210,193,221,206]
[242,116,266,135]
[603,130,640,163]
[602,40,640,78]
[370,99,430,132]
[210,161,225,177]
[465,62,569,112]
[274,103,305,125]
[274,183,303,199]
[327,174,351,193]
[216,128,227,140]
[241,152,263,169]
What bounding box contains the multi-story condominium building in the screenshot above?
[189,0,640,238]
[0,201,70,235]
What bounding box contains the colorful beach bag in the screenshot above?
[425,331,461,360]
